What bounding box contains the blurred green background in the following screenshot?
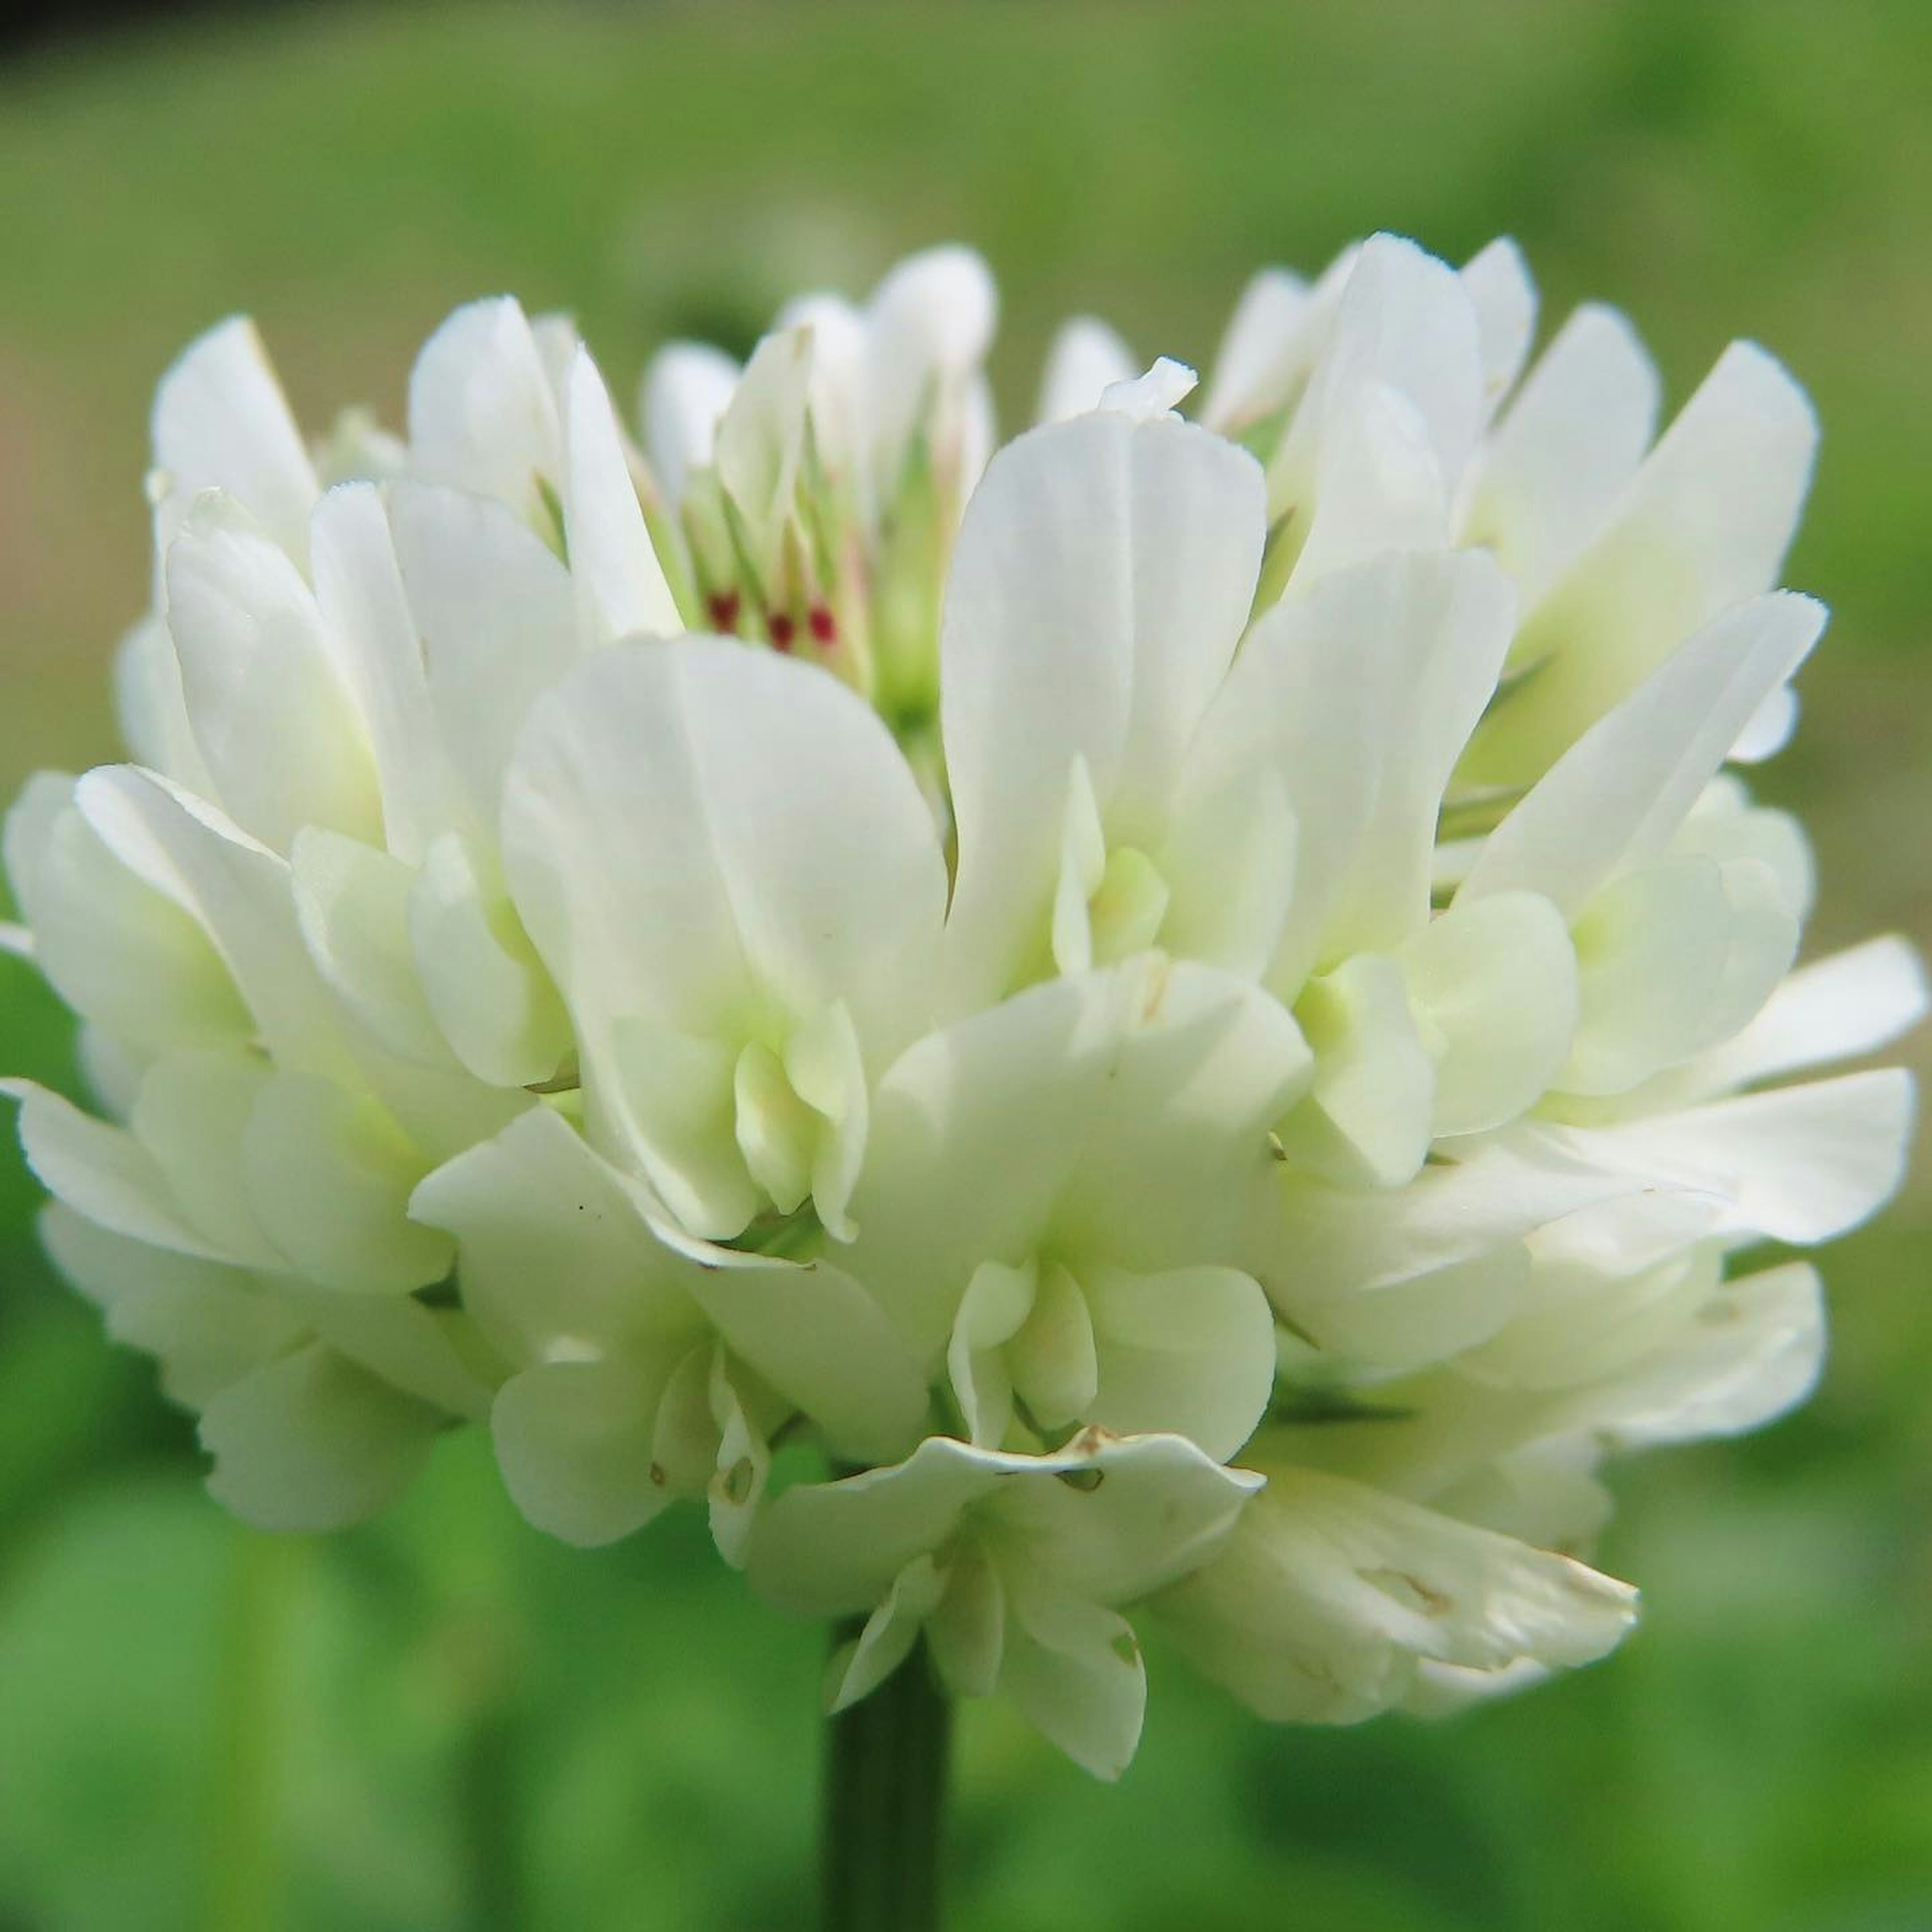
[2,2,1929,1926]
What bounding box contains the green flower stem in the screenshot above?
[210,1529,299,1932]
[821,1632,952,1932]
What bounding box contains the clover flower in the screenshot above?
[7,237,1920,1783]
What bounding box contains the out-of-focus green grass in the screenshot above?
[2,3,1929,1927]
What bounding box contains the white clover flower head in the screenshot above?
[7,235,1921,1778]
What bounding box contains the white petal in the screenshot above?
[408,832,571,1089]
[18,1082,232,1261]
[407,296,563,525]
[1460,591,1825,916]
[1562,855,1798,1094]
[1460,236,1537,415]
[713,327,814,574]
[1538,1069,1914,1245]
[947,1258,1036,1447]
[926,1538,1006,1697]
[1097,358,1197,420]
[1471,340,1818,781]
[1152,1467,1635,1722]
[997,1567,1147,1781]
[492,1358,681,1547]
[74,767,342,1075]
[291,1289,496,1420]
[1686,935,1928,1094]
[407,1102,700,1364]
[563,347,680,642]
[114,614,212,790]
[639,342,739,505]
[150,317,317,565]
[1036,316,1137,424]
[1402,891,1578,1135]
[686,1254,929,1467]
[1585,1259,1825,1447]
[829,1557,947,1710]
[1082,1263,1276,1460]
[39,1202,303,1408]
[309,482,473,862]
[502,635,945,1080]
[1269,233,1485,518]
[163,493,381,852]
[1730,682,1798,763]
[864,244,998,480]
[1290,379,1452,584]
[1274,954,1434,1189]
[746,1434,1018,1618]
[241,1071,453,1293]
[128,1051,280,1266]
[5,774,250,1055]
[986,1428,1264,1604]
[1194,549,1515,986]
[941,411,1266,1001]
[387,480,581,823]
[1460,303,1660,602]
[291,829,450,1066]
[200,1341,442,1531]
[1200,266,1312,432]
[851,959,1309,1361]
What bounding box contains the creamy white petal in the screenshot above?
[1686,936,1928,1094]
[1080,1263,1276,1460]
[1036,316,1137,424]
[5,773,250,1055]
[1269,234,1485,521]
[1470,340,1818,780]
[1274,954,1434,1189]
[150,316,317,565]
[1461,304,1659,602]
[387,480,581,823]
[1460,592,1825,916]
[1460,236,1537,415]
[200,1341,442,1532]
[503,636,945,1056]
[1401,890,1579,1135]
[1152,1467,1636,1723]
[639,342,739,505]
[240,1071,453,1294]
[75,766,342,1074]
[1201,266,1311,431]
[941,411,1266,1001]
[407,1102,701,1365]
[114,614,213,791]
[688,1256,928,1466]
[309,482,473,861]
[1535,1069,1914,1245]
[127,1051,280,1266]
[1192,550,1515,988]
[996,1567,1146,1781]
[408,833,571,1089]
[18,1082,234,1261]
[492,1357,685,1547]
[291,829,450,1066]
[407,296,562,526]
[39,1203,304,1407]
[164,492,381,852]
[1562,854,1799,1094]
[851,959,1307,1360]
[562,346,680,642]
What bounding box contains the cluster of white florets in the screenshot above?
[8,239,1918,1777]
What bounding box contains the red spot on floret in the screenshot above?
[808,604,837,647]
[706,591,742,634]
[768,612,797,652]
